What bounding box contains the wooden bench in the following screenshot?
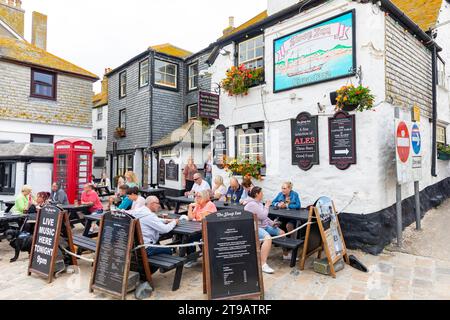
[73,235,97,254]
[147,254,186,291]
[272,237,304,267]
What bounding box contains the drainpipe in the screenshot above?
[431,45,438,177]
[149,49,155,187]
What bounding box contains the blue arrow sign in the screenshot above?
[411,124,421,155]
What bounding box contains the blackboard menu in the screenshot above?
[199,91,220,120]
[29,205,62,278]
[291,112,319,171]
[92,211,133,297]
[159,159,166,185]
[328,111,356,170]
[166,160,179,181]
[204,210,263,300]
[213,125,227,169]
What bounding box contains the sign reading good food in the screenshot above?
[213,125,227,169]
[291,112,319,171]
[328,111,356,170]
[274,10,356,92]
[199,91,220,120]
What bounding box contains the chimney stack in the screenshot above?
[31,11,47,50]
[101,69,111,95]
[0,0,25,37]
[222,16,236,37]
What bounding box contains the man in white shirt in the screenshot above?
[186,173,211,196]
[126,187,146,212]
[131,196,179,265]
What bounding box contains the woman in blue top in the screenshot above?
[272,182,301,261]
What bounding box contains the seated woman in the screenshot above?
[239,176,254,205]
[185,190,218,268]
[109,185,132,210]
[35,192,51,211]
[244,187,286,274]
[11,185,36,214]
[226,177,244,204]
[212,176,227,201]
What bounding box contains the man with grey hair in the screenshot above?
[185,173,211,197]
[131,196,179,263]
[50,182,69,205]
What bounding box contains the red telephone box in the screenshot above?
[53,139,93,204]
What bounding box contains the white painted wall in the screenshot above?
[267,0,300,15]
[211,0,450,214]
[92,104,108,177]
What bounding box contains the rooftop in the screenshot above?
[0,37,98,80]
[149,43,193,59]
[392,0,443,31]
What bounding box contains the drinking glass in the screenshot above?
[226,194,231,204]
[232,195,237,204]
[285,199,291,211]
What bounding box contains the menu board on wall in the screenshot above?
[328,111,356,170]
[291,112,320,171]
[166,160,179,181]
[213,125,227,169]
[203,210,263,300]
[159,159,166,185]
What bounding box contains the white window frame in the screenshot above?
[97,107,103,121]
[155,59,178,89]
[119,109,126,129]
[188,62,198,91]
[437,125,447,145]
[119,71,127,97]
[238,34,264,69]
[187,103,198,120]
[237,129,264,163]
[139,59,149,87]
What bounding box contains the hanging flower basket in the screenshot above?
[438,144,450,160]
[335,84,375,112]
[223,156,264,180]
[221,65,264,96]
[115,127,126,138]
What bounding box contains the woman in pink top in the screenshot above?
[188,190,217,222]
[81,184,104,214]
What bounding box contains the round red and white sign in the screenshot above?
[396,121,410,163]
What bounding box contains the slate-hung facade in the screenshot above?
[0,0,98,201]
[106,44,212,186]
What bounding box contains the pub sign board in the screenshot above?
[213,125,227,169]
[291,112,320,171]
[199,91,220,120]
[202,210,264,300]
[28,205,76,283]
[159,159,166,185]
[90,211,135,300]
[328,111,356,170]
[166,160,179,181]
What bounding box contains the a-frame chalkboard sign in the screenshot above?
[28,205,77,283]
[300,197,349,278]
[89,211,152,300]
[202,210,264,300]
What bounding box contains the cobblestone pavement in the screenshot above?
[0,200,449,300]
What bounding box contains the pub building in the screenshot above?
[205,0,450,254]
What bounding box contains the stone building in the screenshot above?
[0,0,98,201]
[207,0,450,254]
[106,43,212,189]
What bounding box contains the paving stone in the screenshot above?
[412,278,433,289]
[346,292,366,300]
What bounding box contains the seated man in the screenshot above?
[109,184,132,210]
[185,173,211,196]
[50,182,69,205]
[81,183,104,214]
[226,177,244,204]
[132,196,179,272]
[126,187,146,212]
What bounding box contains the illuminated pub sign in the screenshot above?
[274,10,356,92]
[291,112,319,171]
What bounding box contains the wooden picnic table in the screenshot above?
[139,188,171,210]
[3,201,15,213]
[166,196,196,214]
[0,212,29,241]
[59,204,92,226]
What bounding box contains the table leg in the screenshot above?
[83,220,93,237]
[174,202,181,215]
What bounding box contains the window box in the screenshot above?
[438,144,450,161]
[115,127,126,138]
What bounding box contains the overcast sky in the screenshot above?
[21,0,267,92]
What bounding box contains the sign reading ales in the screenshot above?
[213,125,227,169]
[199,91,220,120]
[291,112,319,171]
[328,111,356,170]
[202,210,264,300]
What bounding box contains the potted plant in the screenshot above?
[335,84,375,112]
[223,156,264,180]
[221,64,264,96]
[115,127,126,138]
[438,143,450,160]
